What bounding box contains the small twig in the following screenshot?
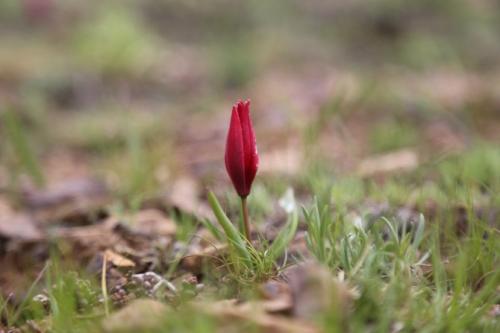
[101,252,109,317]
[151,278,177,295]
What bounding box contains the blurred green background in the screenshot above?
[1,0,499,206]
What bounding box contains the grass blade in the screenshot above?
[412,214,426,250]
[267,209,298,262]
[3,111,45,187]
[207,191,251,263]
[199,218,224,242]
[267,190,299,262]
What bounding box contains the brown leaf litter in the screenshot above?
[0,200,42,241]
[357,149,419,178]
[100,262,357,333]
[21,177,110,224]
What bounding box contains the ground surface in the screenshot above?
[0,1,499,332]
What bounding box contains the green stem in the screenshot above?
[241,197,251,242]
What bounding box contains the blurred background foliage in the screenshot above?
[0,0,499,208]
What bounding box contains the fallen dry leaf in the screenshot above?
[0,198,42,241]
[104,249,135,268]
[50,225,121,266]
[257,280,294,314]
[102,299,169,332]
[285,262,355,322]
[128,209,176,237]
[22,177,110,224]
[259,145,302,176]
[0,214,42,241]
[166,176,212,220]
[358,149,418,177]
[181,243,227,274]
[53,224,120,250]
[201,299,319,333]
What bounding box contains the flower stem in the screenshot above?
[241,197,251,242]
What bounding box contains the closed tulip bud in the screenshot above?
[225,100,259,198]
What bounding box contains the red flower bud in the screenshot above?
[224,100,259,198]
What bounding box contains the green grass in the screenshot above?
[1,151,498,332]
[1,110,45,187]
[305,200,499,332]
[369,120,419,154]
[52,110,165,153]
[206,190,299,284]
[2,114,498,332]
[71,5,157,77]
